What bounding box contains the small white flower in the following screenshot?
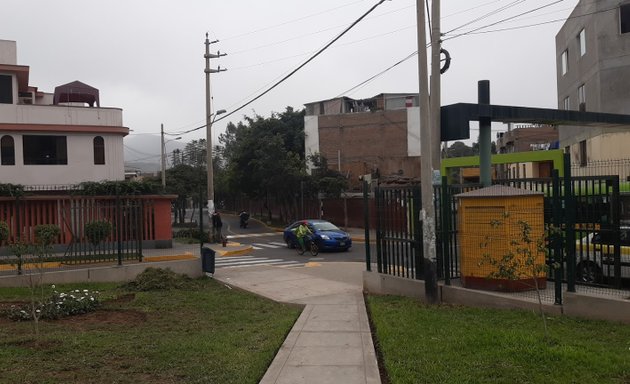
[90,297,95,301]
[51,284,56,289]
[83,289,88,293]
[35,309,41,313]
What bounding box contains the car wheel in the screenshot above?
[577,261,602,284]
[285,237,294,249]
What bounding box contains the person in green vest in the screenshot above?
[296,221,313,252]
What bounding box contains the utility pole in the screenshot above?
[204,33,226,219]
[430,0,441,168]
[417,0,438,303]
[161,123,166,189]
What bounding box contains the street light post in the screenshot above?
[160,123,181,188]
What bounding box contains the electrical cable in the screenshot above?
[174,0,389,136]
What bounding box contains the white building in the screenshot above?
[0,39,128,187]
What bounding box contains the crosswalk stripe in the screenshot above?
[269,242,287,247]
[226,232,278,239]
[252,243,282,249]
[219,259,299,268]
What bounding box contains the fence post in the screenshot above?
[375,187,383,274]
[552,169,563,305]
[612,175,621,289]
[116,184,122,266]
[563,152,576,293]
[363,180,371,272]
[138,199,144,262]
[413,185,423,280]
[441,177,451,285]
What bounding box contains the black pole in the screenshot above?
[199,168,204,253]
[116,183,122,266]
[563,152,576,292]
[363,180,371,272]
[552,169,562,305]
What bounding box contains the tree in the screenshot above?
[165,164,205,224]
[218,107,307,221]
[307,153,348,198]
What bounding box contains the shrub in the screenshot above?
[7,286,101,321]
[0,221,9,244]
[84,221,113,245]
[33,224,61,247]
[125,268,191,291]
[174,228,208,242]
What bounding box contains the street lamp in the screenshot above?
[206,108,226,215]
[161,123,181,188]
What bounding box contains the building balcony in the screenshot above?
[0,103,123,127]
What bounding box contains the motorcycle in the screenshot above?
[239,212,250,228]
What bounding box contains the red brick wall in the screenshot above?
[316,110,421,190]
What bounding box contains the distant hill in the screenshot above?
[124,134,185,174]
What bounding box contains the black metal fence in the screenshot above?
[373,186,422,279]
[367,154,630,304]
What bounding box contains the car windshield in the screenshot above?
[312,222,340,231]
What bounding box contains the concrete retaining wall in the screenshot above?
[363,271,628,324]
[0,259,203,287]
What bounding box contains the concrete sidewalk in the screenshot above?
[214,264,381,384]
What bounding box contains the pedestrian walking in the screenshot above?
[211,210,223,243]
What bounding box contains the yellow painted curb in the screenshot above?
[215,246,254,257]
[304,262,321,267]
[144,253,197,262]
[0,261,62,271]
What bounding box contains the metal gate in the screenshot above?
[373,185,423,279]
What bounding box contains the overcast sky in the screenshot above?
[3,0,579,162]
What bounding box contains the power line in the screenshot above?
[166,0,390,137]
[212,0,389,125]
[442,0,564,41]
[220,0,370,42]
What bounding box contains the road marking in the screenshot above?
[215,256,300,269]
[226,232,279,239]
[252,243,282,249]
[269,242,287,247]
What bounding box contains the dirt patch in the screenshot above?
[0,294,145,329]
[57,308,147,329]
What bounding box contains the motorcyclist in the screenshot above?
[239,210,250,228]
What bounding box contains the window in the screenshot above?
[579,140,587,167]
[621,4,630,34]
[578,84,586,111]
[561,50,569,75]
[93,136,105,165]
[563,96,570,110]
[1,135,15,165]
[23,135,68,165]
[578,29,586,56]
[0,75,12,104]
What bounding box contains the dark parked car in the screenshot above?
[283,219,352,252]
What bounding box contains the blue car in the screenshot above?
[283,219,352,252]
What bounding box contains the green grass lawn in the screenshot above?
[366,295,630,384]
[0,279,301,384]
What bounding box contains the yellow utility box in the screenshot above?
[456,185,547,292]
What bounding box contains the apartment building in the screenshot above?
[304,93,422,190]
[556,1,630,166]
